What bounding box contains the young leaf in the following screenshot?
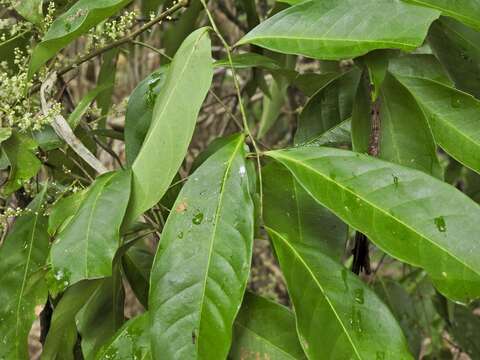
[28,0,132,76]
[1,132,41,195]
[42,280,102,360]
[238,0,440,60]
[50,170,131,287]
[124,67,168,165]
[263,162,347,261]
[96,312,152,360]
[390,57,480,174]
[125,27,213,224]
[266,226,413,359]
[230,292,306,360]
[0,189,49,360]
[295,68,360,146]
[266,146,480,303]
[429,17,480,99]
[403,0,480,31]
[149,134,254,359]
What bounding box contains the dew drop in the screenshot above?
[192,212,204,225]
[434,216,447,232]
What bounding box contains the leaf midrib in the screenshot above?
[196,136,245,352]
[270,151,479,277]
[267,227,362,360]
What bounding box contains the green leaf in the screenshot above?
[214,53,281,70]
[42,280,102,360]
[124,67,168,165]
[141,0,165,15]
[263,162,347,261]
[266,226,413,359]
[266,146,480,303]
[230,292,306,360]
[390,56,480,175]
[238,0,440,60]
[28,0,132,76]
[429,17,480,99]
[76,276,125,359]
[374,279,423,357]
[96,48,120,116]
[68,83,112,129]
[0,29,30,67]
[50,170,131,287]
[125,27,213,224]
[12,0,43,24]
[123,242,153,308]
[295,68,360,146]
[96,312,151,360]
[403,0,480,31]
[149,134,254,359]
[0,127,12,144]
[305,118,352,148]
[48,190,87,236]
[447,304,480,357]
[0,189,49,360]
[292,72,341,97]
[1,132,41,195]
[362,50,391,101]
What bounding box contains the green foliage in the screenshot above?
[2,0,480,359]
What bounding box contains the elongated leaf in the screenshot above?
[96,49,120,116]
[429,17,480,99]
[353,72,442,177]
[0,189,49,360]
[28,0,132,76]
[374,279,423,357]
[214,53,281,70]
[1,132,41,195]
[50,170,131,287]
[12,0,43,24]
[125,27,213,224]
[238,0,440,60]
[42,280,102,360]
[404,0,480,31]
[267,146,480,302]
[96,312,151,360]
[123,243,153,308]
[149,135,254,359]
[68,83,112,129]
[76,275,125,359]
[263,162,347,261]
[48,190,87,236]
[295,68,360,145]
[307,118,352,148]
[266,226,412,359]
[390,57,480,174]
[125,67,168,165]
[230,292,306,360]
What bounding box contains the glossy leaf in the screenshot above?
[390,56,480,174]
[267,146,480,302]
[238,0,440,60]
[266,227,412,359]
[123,243,153,308]
[76,276,125,359]
[48,190,87,236]
[429,17,480,99]
[149,135,254,359]
[126,27,213,224]
[1,132,41,195]
[307,118,352,148]
[0,189,49,360]
[42,280,102,360]
[29,0,132,76]
[403,0,480,31]
[295,68,360,146]
[230,292,306,360]
[50,170,131,287]
[96,312,151,360]
[263,162,347,261]
[124,67,168,165]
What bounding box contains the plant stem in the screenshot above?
[201,0,264,220]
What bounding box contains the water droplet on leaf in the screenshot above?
[434,216,447,232]
[192,212,204,225]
